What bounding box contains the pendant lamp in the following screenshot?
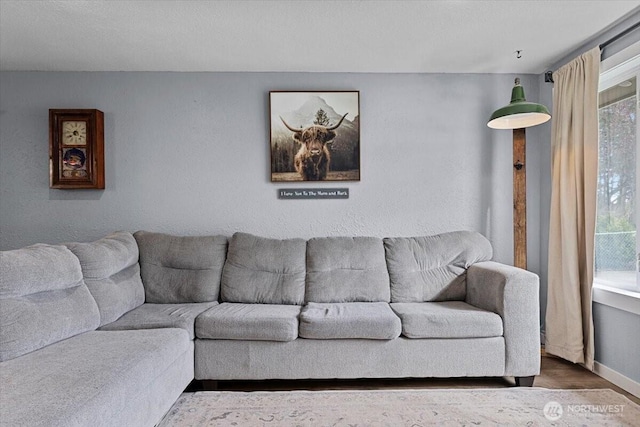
[488,78,551,129]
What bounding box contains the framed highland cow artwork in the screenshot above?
[270,91,360,182]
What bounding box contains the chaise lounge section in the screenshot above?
[0,241,194,427]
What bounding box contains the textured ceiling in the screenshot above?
[0,0,638,73]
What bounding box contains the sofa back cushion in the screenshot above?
[384,231,493,302]
[221,232,306,305]
[305,237,390,303]
[66,231,144,326]
[0,244,100,361]
[134,231,228,303]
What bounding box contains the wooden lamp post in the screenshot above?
[488,78,551,270]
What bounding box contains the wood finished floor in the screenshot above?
[190,352,639,405]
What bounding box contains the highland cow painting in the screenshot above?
[270,91,360,182]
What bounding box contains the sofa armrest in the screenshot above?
[466,261,540,377]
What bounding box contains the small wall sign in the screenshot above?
[278,188,349,200]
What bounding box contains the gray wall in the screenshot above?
[0,72,543,284]
[536,74,553,333]
[593,303,640,382]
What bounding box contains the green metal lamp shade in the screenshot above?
[487,78,551,129]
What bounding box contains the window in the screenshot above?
[595,48,639,294]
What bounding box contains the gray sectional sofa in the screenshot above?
[0,229,540,426]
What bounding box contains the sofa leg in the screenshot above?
[515,376,535,387]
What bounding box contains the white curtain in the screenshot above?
[545,46,601,370]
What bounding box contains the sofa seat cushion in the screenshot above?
[99,302,218,339]
[134,231,228,303]
[299,302,401,340]
[0,329,192,427]
[66,231,145,326]
[0,244,100,362]
[196,302,301,342]
[390,301,503,339]
[305,237,390,303]
[221,233,306,305]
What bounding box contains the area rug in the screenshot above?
[158,388,640,426]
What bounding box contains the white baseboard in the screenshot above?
[594,361,640,398]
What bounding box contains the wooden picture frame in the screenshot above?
[270,91,360,182]
[49,109,104,189]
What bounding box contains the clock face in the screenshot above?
[62,121,87,145]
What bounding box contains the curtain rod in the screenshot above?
[599,21,640,50]
[545,20,640,83]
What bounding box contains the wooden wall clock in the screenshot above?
[49,109,104,189]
